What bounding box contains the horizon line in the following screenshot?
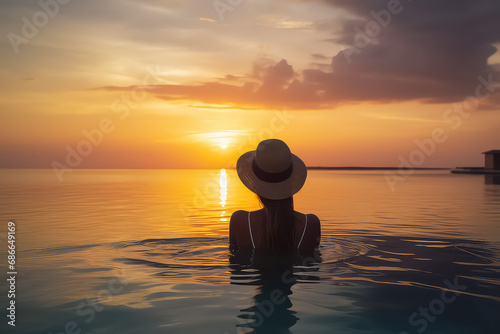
[0,166,455,170]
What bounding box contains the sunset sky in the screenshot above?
[1,0,500,169]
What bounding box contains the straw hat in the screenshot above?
[236,139,307,200]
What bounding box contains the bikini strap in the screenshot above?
[297,214,308,249]
[248,211,255,248]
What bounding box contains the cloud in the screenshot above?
[321,0,500,102]
[199,17,217,23]
[96,0,500,109]
[97,58,318,109]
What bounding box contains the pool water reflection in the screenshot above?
[1,169,500,333]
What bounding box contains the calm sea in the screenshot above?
[1,169,499,333]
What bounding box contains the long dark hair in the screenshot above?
[257,196,295,250]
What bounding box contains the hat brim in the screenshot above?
[236,150,307,200]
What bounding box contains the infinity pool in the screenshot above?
[1,169,499,333]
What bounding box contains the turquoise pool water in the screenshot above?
[1,169,500,333]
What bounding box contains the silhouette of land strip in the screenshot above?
[451,167,500,174]
[307,167,450,170]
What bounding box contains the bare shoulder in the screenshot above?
[295,212,320,225]
[306,213,321,236]
[230,210,249,228]
[295,212,321,233]
[295,213,320,249]
[306,214,320,225]
[229,210,249,246]
[230,210,248,221]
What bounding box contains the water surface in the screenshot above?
[1,169,499,333]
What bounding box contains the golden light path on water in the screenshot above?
[220,169,228,222]
[2,169,499,249]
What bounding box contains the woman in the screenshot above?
[230,139,320,250]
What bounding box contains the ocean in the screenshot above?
[1,169,499,333]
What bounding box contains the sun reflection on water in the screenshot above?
[219,169,228,221]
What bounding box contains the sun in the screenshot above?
[219,139,229,149]
[213,134,232,149]
[194,131,241,150]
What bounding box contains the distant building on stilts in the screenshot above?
[451,150,500,174]
[483,150,500,171]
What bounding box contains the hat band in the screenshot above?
[252,159,293,183]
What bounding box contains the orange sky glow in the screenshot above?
[1,0,500,169]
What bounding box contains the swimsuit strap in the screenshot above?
[248,211,255,248]
[297,214,308,249]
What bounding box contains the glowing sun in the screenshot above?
[218,138,229,149]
